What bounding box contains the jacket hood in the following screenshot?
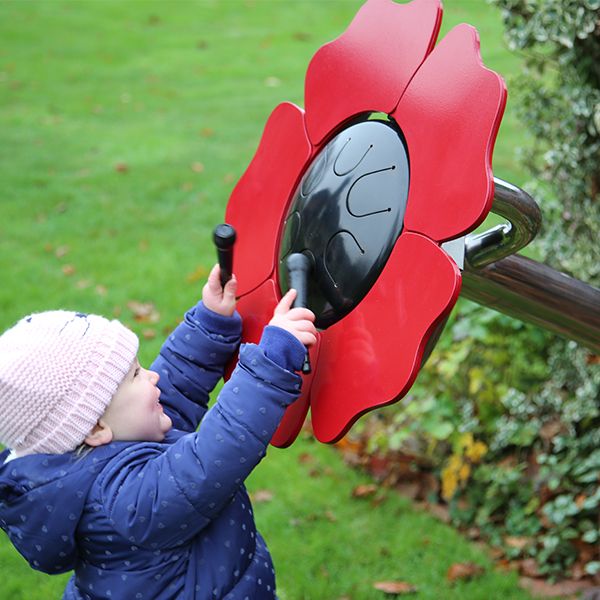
[0,445,123,574]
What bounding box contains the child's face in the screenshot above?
[101,359,172,442]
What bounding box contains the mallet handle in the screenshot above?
[213,224,236,287]
[286,253,312,375]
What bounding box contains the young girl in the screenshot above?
[0,264,317,599]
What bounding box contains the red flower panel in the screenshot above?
[224,0,507,447]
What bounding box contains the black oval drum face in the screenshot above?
[279,118,410,329]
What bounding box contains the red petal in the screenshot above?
[232,277,318,448]
[270,335,321,448]
[225,103,314,296]
[304,0,442,146]
[393,24,507,242]
[310,232,461,444]
[223,277,280,382]
[235,278,279,345]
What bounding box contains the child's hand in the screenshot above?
[269,289,317,347]
[202,264,238,317]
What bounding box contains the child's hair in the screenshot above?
[0,311,138,456]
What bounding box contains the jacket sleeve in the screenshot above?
[97,328,306,549]
[150,301,242,432]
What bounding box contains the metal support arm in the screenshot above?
[460,178,600,354]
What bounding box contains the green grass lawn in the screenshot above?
[0,1,535,598]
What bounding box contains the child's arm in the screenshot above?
[97,291,317,548]
[150,265,240,432]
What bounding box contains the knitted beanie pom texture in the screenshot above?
[0,311,139,456]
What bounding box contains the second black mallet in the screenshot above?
[286,252,313,375]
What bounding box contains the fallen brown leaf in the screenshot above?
[574,538,598,563]
[114,162,129,173]
[586,354,600,365]
[395,482,421,500]
[191,162,204,173]
[519,576,594,598]
[251,489,274,503]
[142,329,156,340]
[498,455,518,469]
[298,452,314,464]
[351,483,378,499]
[415,501,451,523]
[127,301,160,323]
[324,510,337,523]
[334,436,362,454]
[571,563,586,581]
[370,493,388,507]
[505,536,531,550]
[373,580,417,595]
[540,419,564,442]
[495,558,513,572]
[518,558,541,578]
[55,245,69,258]
[62,264,76,276]
[447,562,485,582]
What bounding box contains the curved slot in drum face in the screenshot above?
[278,116,410,329]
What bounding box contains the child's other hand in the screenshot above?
[269,289,317,347]
[202,264,237,317]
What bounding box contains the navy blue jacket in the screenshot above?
[0,302,306,599]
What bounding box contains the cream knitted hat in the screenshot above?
[0,311,139,456]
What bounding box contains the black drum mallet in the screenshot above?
[213,223,236,287]
[286,253,312,375]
